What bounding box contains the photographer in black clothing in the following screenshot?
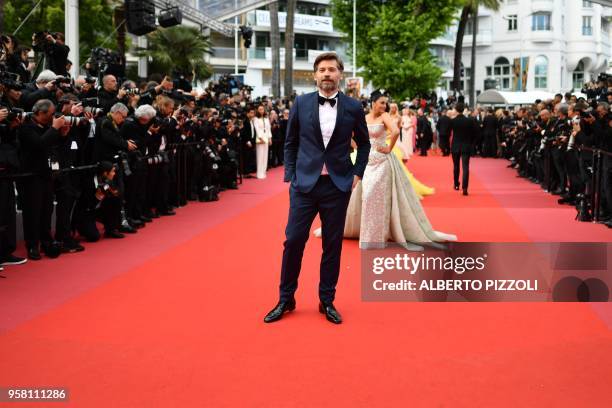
[32,32,70,76]
[20,70,57,111]
[16,99,69,260]
[0,106,26,267]
[73,161,124,241]
[146,95,176,216]
[93,102,138,233]
[52,95,91,253]
[97,75,129,114]
[121,104,158,225]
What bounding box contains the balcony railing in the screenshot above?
[248,47,349,64]
[212,47,244,59]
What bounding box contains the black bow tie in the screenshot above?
[318,95,337,107]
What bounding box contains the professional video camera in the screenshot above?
[86,47,125,80]
[0,69,23,90]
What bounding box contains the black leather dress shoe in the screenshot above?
[319,302,342,324]
[119,224,137,234]
[263,299,296,323]
[27,247,42,261]
[128,218,145,228]
[104,230,125,239]
[462,189,469,196]
[454,184,460,191]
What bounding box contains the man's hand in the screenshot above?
[127,140,137,151]
[52,115,66,130]
[149,124,160,134]
[70,104,83,116]
[0,108,8,122]
[117,88,127,99]
[376,145,391,154]
[352,175,361,191]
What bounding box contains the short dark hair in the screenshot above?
[313,52,344,72]
[455,102,465,113]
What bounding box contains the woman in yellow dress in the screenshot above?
[350,136,434,200]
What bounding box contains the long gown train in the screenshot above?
[316,123,456,249]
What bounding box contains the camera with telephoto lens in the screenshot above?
[80,97,103,116]
[114,151,132,177]
[84,106,103,116]
[203,144,222,168]
[6,108,33,122]
[55,76,73,90]
[56,113,87,127]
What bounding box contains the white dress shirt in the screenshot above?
[319,91,338,175]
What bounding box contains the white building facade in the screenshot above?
[432,0,612,100]
[207,0,353,97]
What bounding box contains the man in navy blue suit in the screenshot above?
[263,53,371,324]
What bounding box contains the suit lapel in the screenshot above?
[332,92,345,140]
[312,92,325,150]
[324,91,345,150]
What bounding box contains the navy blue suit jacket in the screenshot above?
[283,91,371,193]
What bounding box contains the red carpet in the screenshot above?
[1,157,611,407]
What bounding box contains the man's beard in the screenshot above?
[318,79,337,92]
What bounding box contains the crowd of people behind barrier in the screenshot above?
[1,30,609,274]
[0,31,293,271]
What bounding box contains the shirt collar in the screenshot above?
[318,91,339,99]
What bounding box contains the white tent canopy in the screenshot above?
[477,90,556,106]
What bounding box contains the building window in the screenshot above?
[460,66,471,92]
[532,13,551,31]
[573,61,585,90]
[583,1,593,7]
[487,57,512,90]
[466,20,474,35]
[534,56,548,89]
[507,15,518,31]
[583,16,593,35]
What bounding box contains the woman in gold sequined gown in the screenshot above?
[315,91,457,249]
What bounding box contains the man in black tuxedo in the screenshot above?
[450,102,477,195]
[263,53,370,324]
[239,106,257,176]
[436,109,451,156]
[416,108,433,156]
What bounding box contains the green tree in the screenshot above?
[332,0,462,100]
[137,26,212,81]
[3,0,117,66]
[452,0,501,103]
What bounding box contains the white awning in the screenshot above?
[477,90,556,106]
